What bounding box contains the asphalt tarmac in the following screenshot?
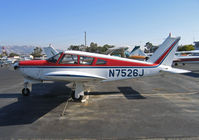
[0,64,199,139]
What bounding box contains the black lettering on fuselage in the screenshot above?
[109,68,144,78]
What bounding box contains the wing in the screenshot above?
[44,71,107,82]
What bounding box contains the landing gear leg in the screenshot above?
[71,82,84,101]
[22,81,31,96]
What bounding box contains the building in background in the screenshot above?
[194,41,199,50]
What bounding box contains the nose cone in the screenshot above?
[13,62,19,70]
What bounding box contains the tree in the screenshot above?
[31,47,43,57]
[68,43,115,54]
[144,42,158,53]
[178,45,195,51]
[144,42,153,53]
[68,45,81,50]
[9,53,19,57]
[86,43,115,53]
[101,44,114,53]
[86,42,98,52]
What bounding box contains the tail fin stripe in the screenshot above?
[154,38,179,65]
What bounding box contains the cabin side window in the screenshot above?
[47,53,61,63]
[79,56,94,65]
[59,54,78,64]
[96,59,107,65]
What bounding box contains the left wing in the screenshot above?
[44,71,107,81]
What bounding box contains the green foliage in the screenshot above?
[102,44,115,53]
[86,42,98,52]
[68,42,114,54]
[31,47,43,57]
[86,43,115,53]
[68,45,81,50]
[0,54,2,58]
[9,53,19,57]
[178,45,195,51]
[144,42,153,53]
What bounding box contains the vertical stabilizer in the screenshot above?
[147,35,180,66]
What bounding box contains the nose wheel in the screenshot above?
[71,82,85,102]
[22,88,30,96]
[71,90,83,101]
[22,81,31,96]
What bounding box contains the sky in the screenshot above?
[0,0,199,49]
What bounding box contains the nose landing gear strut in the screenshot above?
[71,82,85,102]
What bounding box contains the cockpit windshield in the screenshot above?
[47,52,62,63]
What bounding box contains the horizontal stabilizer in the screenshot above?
[160,65,191,73]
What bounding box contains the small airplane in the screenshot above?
[106,46,148,60]
[0,56,16,67]
[173,50,199,65]
[14,35,190,101]
[43,44,59,59]
[127,46,148,60]
[105,47,129,58]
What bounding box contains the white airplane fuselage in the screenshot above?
[19,65,160,82]
[18,52,160,82]
[174,55,199,64]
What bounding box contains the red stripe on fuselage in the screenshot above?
[19,60,48,66]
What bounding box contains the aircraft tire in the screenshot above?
[71,91,83,101]
[22,88,30,96]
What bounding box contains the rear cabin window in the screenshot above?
[59,54,78,64]
[96,59,107,65]
[80,56,94,65]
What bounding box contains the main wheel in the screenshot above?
[22,88,30,96]
[71,90,83,101]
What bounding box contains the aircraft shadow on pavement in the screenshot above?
[0,93,20,98]
[118,87,146,99]
[0,82,70,126]
[0,84,144,126]
[182,72,199,78]
[87,87,145,100]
